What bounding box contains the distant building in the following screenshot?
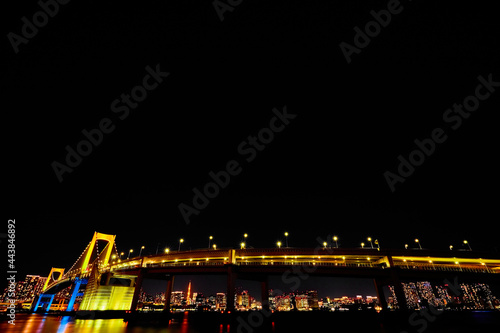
[1,275,47,302]
[236,290,250,310]
[389,281,498,310]
[294,294,309,310]
[154,292,165,304]
[216,293,226,310]
[171,291,184,306]
[307,290,319,310]
[274,295,291,311]
[195,293,205,306]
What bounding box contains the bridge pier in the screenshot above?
[163,275,175,313]
[226,265,236,312]
[260,277,270,311]
[32,294,42,312]
[46,294,55,311]
[130,269,145,312]
[66,278,83,312]
[390,270,407,310]
[384,255,407,310]
[373,278,388,310]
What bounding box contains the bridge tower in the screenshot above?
[78,232,136,311]
[41,267,65,292]
[33,268,65,312]
[81,232,116,272]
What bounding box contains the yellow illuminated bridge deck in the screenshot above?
[101,248,500,275]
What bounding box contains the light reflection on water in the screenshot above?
[0,313,201,333]
[2,311,499,333]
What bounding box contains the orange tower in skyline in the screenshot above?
[187,280,192,305]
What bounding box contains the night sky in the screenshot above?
[3,1,500,296]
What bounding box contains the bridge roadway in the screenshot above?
[106,247,500,275]
[93,247,499,312]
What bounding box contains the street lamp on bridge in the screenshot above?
[481,262,488,272]
[178,239,184,251]
[139,246,145,257]
[333,236,338,248]
[323,242,327,249]
[361,242,365,249]
[165,248,170,254]
[415,239,422,249]
[208,236,213,249]
[449,245,453,251]
[277,241,282,248]
[120,252,124,259]
[127,249,133,259]
[464,240,472,251]
[374,239,380,251]
[284,232,289,247]
[213,244,217,250]
[240,242,246,249]
[367,237,374,249]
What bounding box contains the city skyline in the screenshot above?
[4,273,498,312]
[139,275,378,301]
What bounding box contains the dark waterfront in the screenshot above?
[2,311,500,333]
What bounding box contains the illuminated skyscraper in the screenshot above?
[1,275,47,302]
[307,290,319,310]
[216,293,226,310]
[171,291,184,306]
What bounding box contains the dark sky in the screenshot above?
[2,0,500,295]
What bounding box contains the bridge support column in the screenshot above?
[390,269,407,310]
[373,278,388,310]
[226,265,236,312]
[130,269,145,312]
[260,278,269,311]
[66,278,82,312]
[163,275,175,313]
[46,294,55,312]
[33,294,43,312]
[383,255,407,310]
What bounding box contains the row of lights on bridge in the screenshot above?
[117,235,474,260]
[404,239,472,251]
